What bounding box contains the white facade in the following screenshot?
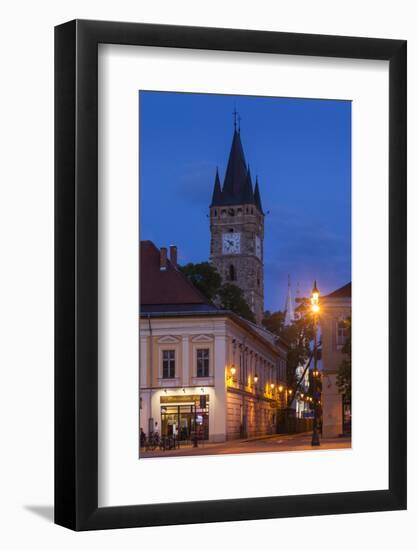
[139,313,287,443]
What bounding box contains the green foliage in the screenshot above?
[179,262,255,322]
[179,262,222,301]
[217,283,256,323]
[336,317,351,400]
[262,299,314,390]
[262,310,285,335]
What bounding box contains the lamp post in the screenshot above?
[311,280,320,447]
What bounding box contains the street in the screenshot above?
[140,432,351,458]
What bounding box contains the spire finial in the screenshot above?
[233,105,240,131]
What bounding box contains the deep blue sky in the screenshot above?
[139,91,351,312]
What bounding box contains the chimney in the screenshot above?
[169,245,178,268]
[160,247,167,271]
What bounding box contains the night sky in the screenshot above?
[139,91,351,312]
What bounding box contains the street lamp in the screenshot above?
[227,365,237,385]
[311,280,320,447]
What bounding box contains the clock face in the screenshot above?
[222,233,241,254]
[255,235,261,259]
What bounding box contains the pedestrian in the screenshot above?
[140,427,146,448]
[154,421,160,443]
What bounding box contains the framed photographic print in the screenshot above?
[55,20,406,530]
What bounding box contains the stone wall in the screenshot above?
[226,389,277,440]
[210,204,264,324]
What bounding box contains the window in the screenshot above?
[162,350,175,378]
[336,319,347,347]
[196,349,209,377]
[229,264,236,281]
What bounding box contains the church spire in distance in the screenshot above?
[284,275,295,326]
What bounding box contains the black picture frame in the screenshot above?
[55,19,407,531]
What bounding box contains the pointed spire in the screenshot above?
[222,129,248,201]
[243,164,254,203]
[254,175,264,214]
[210,168,223,206]
[284,275,295,326]
[210,116,262,209]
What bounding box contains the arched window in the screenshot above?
[229,264,236,281]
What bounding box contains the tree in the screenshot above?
[179,262,222,302]
[336,317,351,401]
[179,262,255,323]
[217,283,256,323]
[262,310,285,335]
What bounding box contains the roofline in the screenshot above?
[140,240,215,306]
[321,295,352,302]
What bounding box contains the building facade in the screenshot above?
[139,241,287,444]
[209,128,265,324]
[320,282,352,438]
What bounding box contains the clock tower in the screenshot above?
[209,125,265,324]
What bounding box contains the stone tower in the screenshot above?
[209,126,265,324]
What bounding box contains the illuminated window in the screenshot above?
[162,350,175,378]
[196,349,210,377]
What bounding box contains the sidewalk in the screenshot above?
[140,431,350,458]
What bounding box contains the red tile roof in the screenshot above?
[140,241,210,306]
[324,282,351,299]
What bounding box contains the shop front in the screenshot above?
[160,394,210,441]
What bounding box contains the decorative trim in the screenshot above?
[191,334,214,342]
[158,335,180,344]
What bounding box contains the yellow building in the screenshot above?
[139,241,288,443]
[320,282,351,438]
